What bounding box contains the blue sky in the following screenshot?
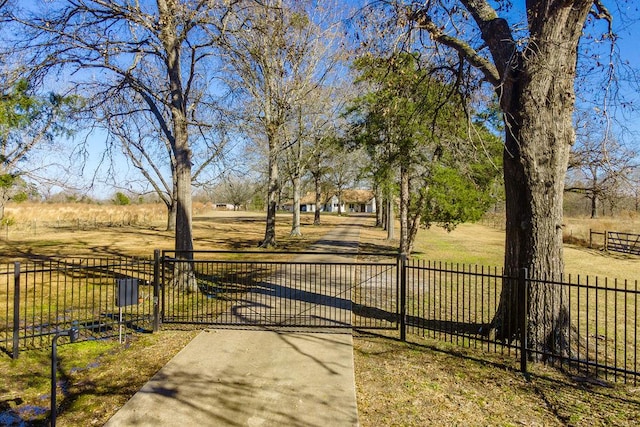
[39,1,640,199]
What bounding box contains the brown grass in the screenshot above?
[356,217,640,426]
[0,204,349,262]
[1,206,639,426]
[354,331,640,427]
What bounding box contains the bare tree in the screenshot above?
[216,175,258,211]
[567,122,638,218]
[283,83,347,235]
[5,1,232,290]
[104,91,228,231]
[217,0,343,247]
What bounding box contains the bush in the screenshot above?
[113,192,131,206]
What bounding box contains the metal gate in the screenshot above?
[160,251,399,330]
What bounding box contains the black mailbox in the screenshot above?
[116,278,139,307]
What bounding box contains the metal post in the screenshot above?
[51,327,79,427]
[119,306,124,344]
[153,249,160,332]
[12,262,20,360]
[519,268,528,374]
[399,253,407,342]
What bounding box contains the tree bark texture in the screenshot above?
[314,173,322,225]
[290,172,302,237]
[399,164,409,254]
[386,198,395,241]
[492,1,592,356]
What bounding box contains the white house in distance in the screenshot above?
[295,189,376,213]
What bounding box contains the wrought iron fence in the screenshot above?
[0,251,637,384]
[0,257,156,358]
[160,250,399,330]
[404,260,639,384]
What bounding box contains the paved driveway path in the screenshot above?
[105,216,368,426]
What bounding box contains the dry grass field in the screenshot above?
[404,212,640,282]
[1,203,639,426]
[0,202,349,262]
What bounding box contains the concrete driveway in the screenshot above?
[105,216,368,426]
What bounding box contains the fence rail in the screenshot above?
[0,251,637,384]
[405,260,639,383]
[590,229,640,255]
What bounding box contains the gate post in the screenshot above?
[12,262,20,360]
[399,253,407,342]
[518,268,529,374]
[153,250,161,332]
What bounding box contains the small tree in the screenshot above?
[0,79,77,220]
[348,52,502,254]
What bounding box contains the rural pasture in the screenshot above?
[0,203,639,426]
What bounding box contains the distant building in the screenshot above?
[213,203,236,210]
[283,189,376,213]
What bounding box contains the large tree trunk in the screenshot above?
[260,145,279,247]
[491,3,590,358]
[166,201,176,231]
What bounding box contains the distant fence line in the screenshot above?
[0,216,163,239]
[0,251,638,385]
[590,230,640,255]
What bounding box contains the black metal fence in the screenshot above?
[160,250,398,330]
[0,257,156,358]
[404,260,639,384]
[0,251,638,384]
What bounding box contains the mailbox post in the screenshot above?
[116,278,139,343]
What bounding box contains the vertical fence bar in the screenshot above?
[400,253,407,341]
[12,261,20,360]
[519,268,528,374]
[153,250,160,332]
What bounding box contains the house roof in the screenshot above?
[341,189,374,204]
[298,189,375,205]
